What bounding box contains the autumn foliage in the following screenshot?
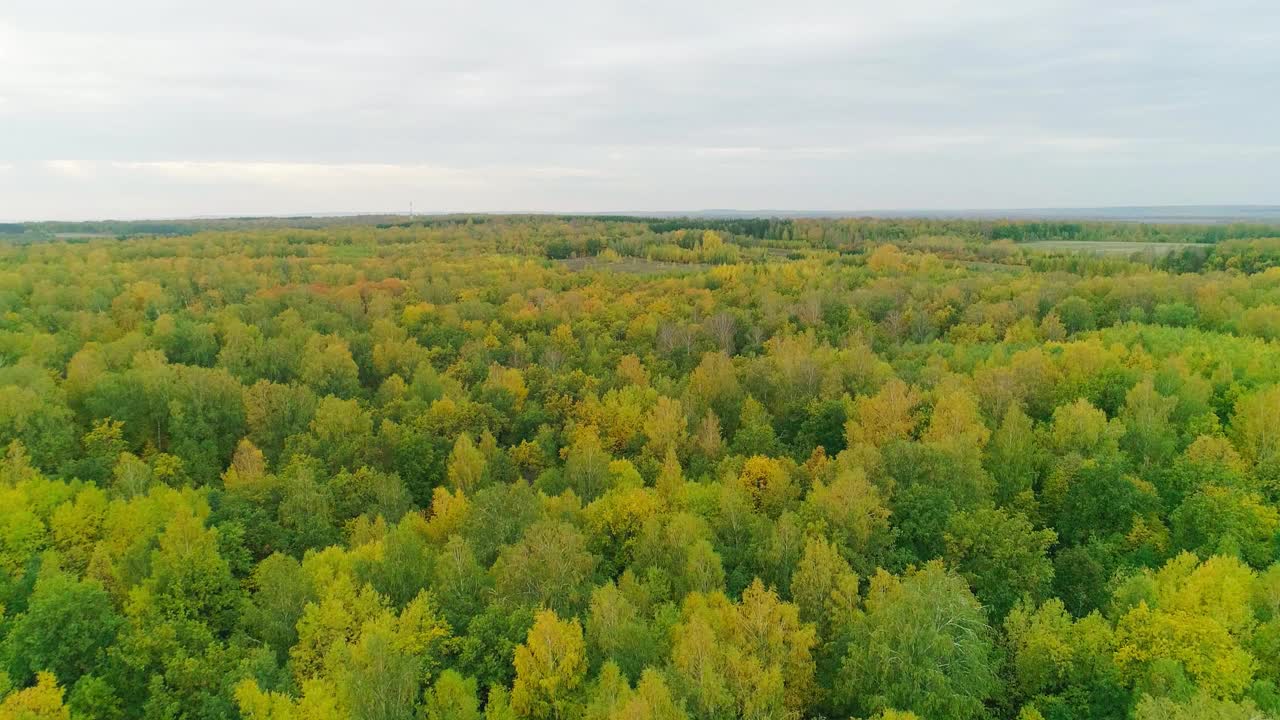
[2,215,1280,719]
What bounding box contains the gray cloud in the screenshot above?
[1,0,1278,220]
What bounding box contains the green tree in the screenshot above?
[144,507,242,635]
[493,522,598,615]
[1172,485,1279,567]
[837,562,998,720]
[423,670,481,720]
[944,506,1057,619]
[985,405,1041,506]
[300,334,361,398]
[3,570,122,688]
[585,581,660,682]
[732,396,779,457]
[241,553,315,661]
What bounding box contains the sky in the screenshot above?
[2,0,1278,221]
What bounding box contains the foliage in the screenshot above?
[2,215,1280,719]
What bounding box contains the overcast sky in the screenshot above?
[2,0,1278,221]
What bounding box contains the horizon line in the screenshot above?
[7,203,1280,225]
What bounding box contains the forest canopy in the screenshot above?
[3,215,1280,719]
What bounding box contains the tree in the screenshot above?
[338,617,425,720]
[455,600,534,692]
[461,481,541,566]
[1048,398,1120,459]
[655,448,684,499]
[1231,384,1280,478]
[790,534,860,639]
[271,460,335,557]
[300,334,361,398]
[0,383,76,474]
[1171,485,1279,567]
[867,244,907,272]
[731,397,779,457]
[1055,458,1158,546]
[371,517,435,608]
[485,686,519,720]
[293,396,374,472]
[985,405,1041,506]
[330,466,411,524]
[1119,378,1179,468]
[944,506,1057,619]
[235,678,341,720]
[1054,297,1096,334]
[144,507,242,635]
[68,418,126,485]
[242,380,318,465]
[1134,694,1270,720]
[21,205,1280,720]
[837,562,998,720]
[379,416,445,507]
[448,433,487,494]
[607,670,688,720]
[242,553,315,661]
[512,610,588,720]
[801,463,891,569]
[222,437,271,496]
[642,396,687,460]
[492,521,598,615]
[1114,602,1254,699]
[669,581,817,719]
[563,428,613,503]
[1003,599,1124,718]
[845,379,920,449]
[431,536,490,631]
[795,398,848,457]
[3,570,122,688]
[883,441,993,563]
[0,672,70,720]
[163,365,248,484]
[423,671,481,720]
[47,486,108,575]
[684,353,741,430]
[286,587,452,720]
[1112,553,1260,699]
[585,582,660,682]
[735,455,795,516]
[923,386,990,449]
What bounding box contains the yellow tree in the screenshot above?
[0,673,69,720]
[512,610,588,720]
[642,396,687,460]
[845,379,921,449]
[447,434,487,494]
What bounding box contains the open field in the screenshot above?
[955,259,1028,273]
[1022,240,1205,255]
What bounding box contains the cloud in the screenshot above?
[694,147,766,158]
[43,160,94,178]
[110,161,603,187]
[112,161,473,186]
[2,0,1279,218]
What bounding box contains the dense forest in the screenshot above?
[3,215,1280,720]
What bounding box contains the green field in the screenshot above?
[1022,240,1205,254]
